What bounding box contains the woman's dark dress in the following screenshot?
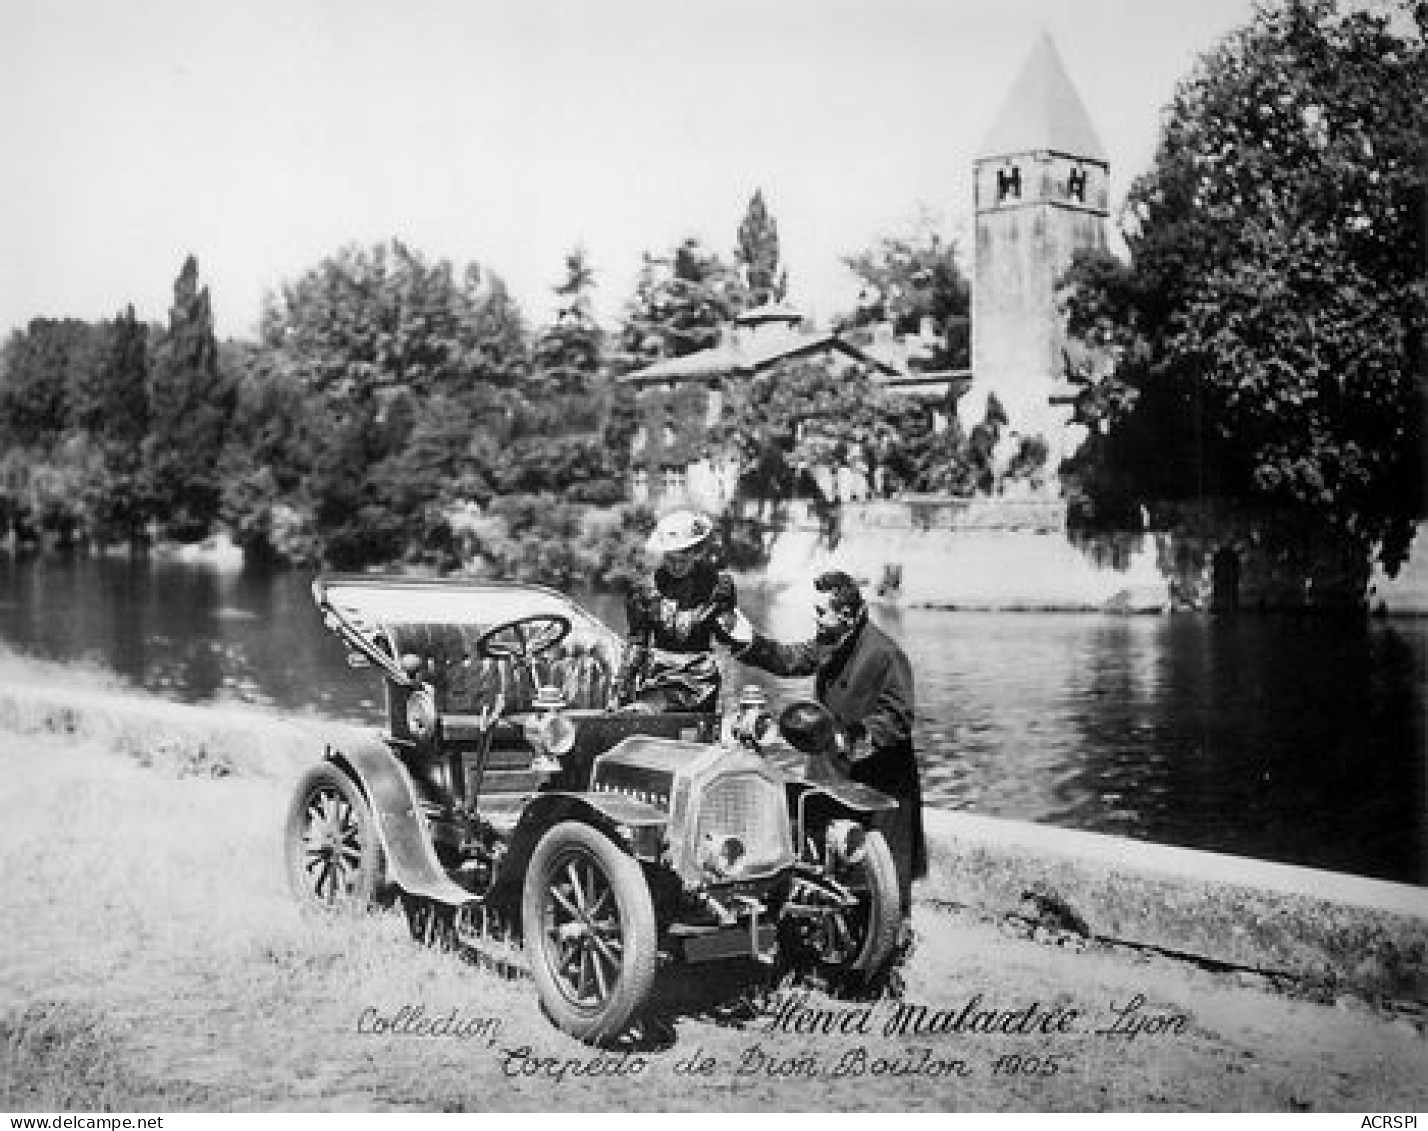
[619,562,736,713]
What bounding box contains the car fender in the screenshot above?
[788,777,898,817]
[488,791,670,906]
[323,736,475,907]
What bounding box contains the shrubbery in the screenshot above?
[448,498,656,591]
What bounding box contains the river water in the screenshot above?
[1,553,1423,885]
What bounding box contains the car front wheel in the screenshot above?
[812,828,901,980]
[285,764,389,914]
[522,821,657,1047]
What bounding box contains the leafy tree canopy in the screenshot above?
[618,238,741,367]
[712,359,977,501]
[259,239,529,403]
[1062,0,1427,569]
[0,318,100,449]
[840,211,971,369]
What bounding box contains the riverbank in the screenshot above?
[1,670,1424,1110]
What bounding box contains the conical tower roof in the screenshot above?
[980,32,1106,162]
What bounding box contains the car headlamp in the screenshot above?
[405,686,438,740]
[825,818,867,866]
[730,685,774,749]
[524,711,576,757]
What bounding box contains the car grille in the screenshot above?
[694,772,788,875]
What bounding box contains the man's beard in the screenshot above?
[815,621,849,645]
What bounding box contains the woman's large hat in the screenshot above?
[647,509,714,555]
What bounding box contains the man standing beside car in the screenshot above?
[722,570,926,939]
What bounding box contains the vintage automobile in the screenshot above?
[285,574,902,1046]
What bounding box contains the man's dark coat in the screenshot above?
[736,614,927,910]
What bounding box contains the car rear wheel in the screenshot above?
[285,764,389,914]
[813,829,900,979]
[522,821,657,1047]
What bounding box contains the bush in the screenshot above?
[460,497,655,592]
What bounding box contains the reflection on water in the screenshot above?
[1,554,1423,885]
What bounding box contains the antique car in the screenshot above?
[285,574,901,1046]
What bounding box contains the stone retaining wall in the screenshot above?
[922,809,1428,1003]
[762,505,1428,614]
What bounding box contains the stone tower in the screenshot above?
[967,32,1109,466]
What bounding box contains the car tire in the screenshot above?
[285,764,390,914]
[819,829,901,980]
[522,820,657,1047]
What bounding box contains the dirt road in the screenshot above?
[2,729,1425,1112]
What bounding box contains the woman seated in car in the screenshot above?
[616,509,736,714]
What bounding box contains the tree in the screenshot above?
[86,307,151,545]
[0,319,99,450]
[617,239,741,365]
[715,354,1003,502]
[713,359,893,505]
[735,189,788,308]
[252,240,536,566]
[532,247,604,396]
[217,342,323,563]
[306,401,409,569]
[1062,0,1427,569]
[509,246,629,501]
[456,263,530,392]
[144,256,236,541]
[259,240,529,404]
[841,214,972,369]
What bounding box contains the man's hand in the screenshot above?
[832,724,870,772]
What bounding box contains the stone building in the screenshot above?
[620,302,898,511]
[965,32,1110,474]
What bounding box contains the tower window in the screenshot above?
[997,166,1021,202]
[1068,167,1087,202]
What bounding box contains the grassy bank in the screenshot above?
[0,732,537,1110]
[0,645,335,782]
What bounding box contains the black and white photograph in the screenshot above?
[0,0,1425,1115]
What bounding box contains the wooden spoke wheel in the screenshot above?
[285,765,388,914]
[522,821,657,1047]
[809,829,900,978]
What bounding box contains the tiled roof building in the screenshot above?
[620,303,903,511]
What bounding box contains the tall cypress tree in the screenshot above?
[144,256,235,541]
[735,189,787,308]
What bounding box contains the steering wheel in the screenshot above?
[475,613,572,663]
